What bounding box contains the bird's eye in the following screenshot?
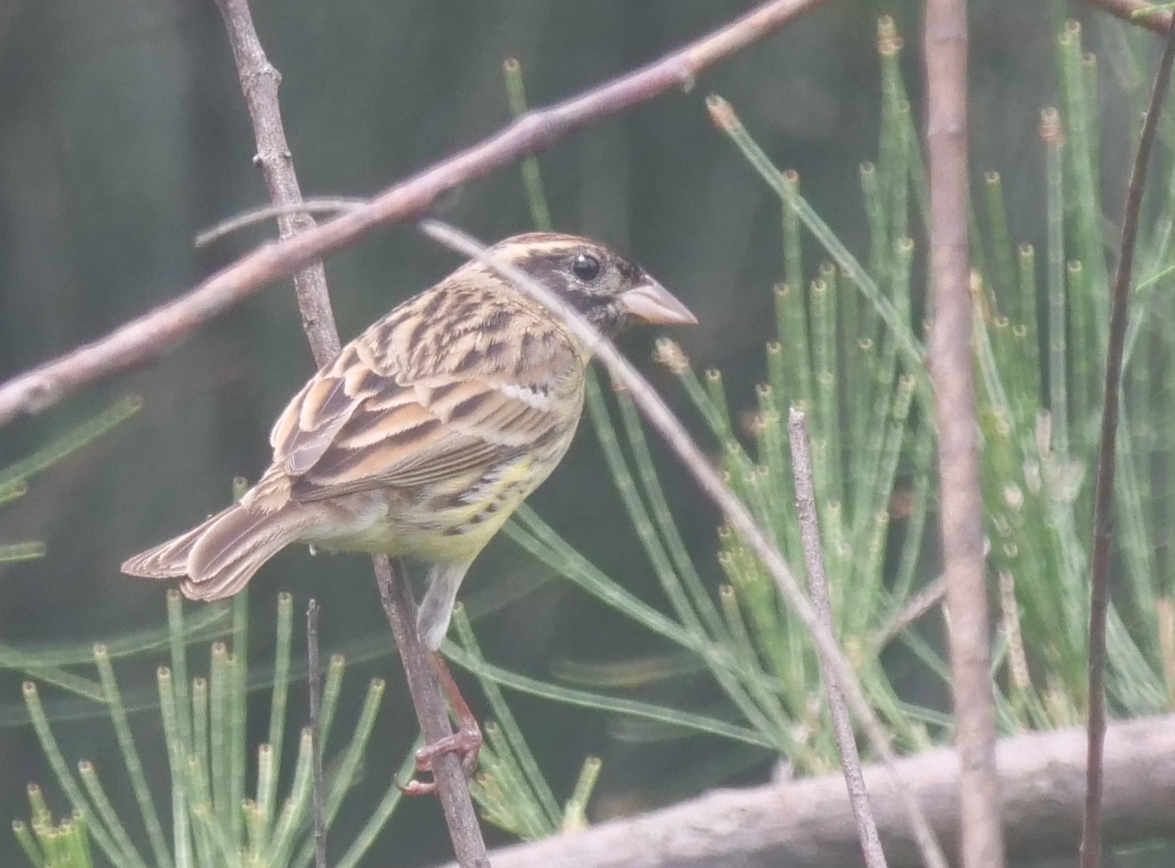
[571,252,602,282]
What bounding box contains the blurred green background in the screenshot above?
[0,1,1138,865]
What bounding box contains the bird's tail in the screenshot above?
[121,503,312,601]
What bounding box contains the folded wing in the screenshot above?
[268,304,583,503]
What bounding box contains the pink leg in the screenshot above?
[399,652,483,796]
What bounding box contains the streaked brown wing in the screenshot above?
[270,373,364,476]
[268,303,582,503]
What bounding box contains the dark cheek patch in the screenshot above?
[520,254,573,293]
[517,248,616,323]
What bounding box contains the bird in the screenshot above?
[122,232,696,651]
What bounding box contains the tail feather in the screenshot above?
[122,504,310,601]
[121,512,225,579]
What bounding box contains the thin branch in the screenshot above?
[211,1,489,863]
[0,0,826,428]
[870,577,946,649]
[787,408,886,868]
[452,714,1175,868]
[214,0,338,365]
[924,1,1004,868]
[306,599,326,868]
[1080,0,1173,34]
[1082,15,1175,868]
[418,220,949,868]
[373,556,490,868]
[195,199,367,249]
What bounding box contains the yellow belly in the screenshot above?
[308,451,548,564]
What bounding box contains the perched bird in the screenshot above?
[122,232,696,650]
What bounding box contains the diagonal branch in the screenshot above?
[0,0,825,429]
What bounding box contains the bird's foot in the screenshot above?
[398,650,483,796]
[398,722,482,796]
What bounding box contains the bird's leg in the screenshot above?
[399,651,483,796]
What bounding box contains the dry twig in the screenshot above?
[788,408,886,868]
[924,1,1004,866]
[1082,15,1175,868]
[306,599,327,868]
[0,0,824,428]
[214,0,338,365]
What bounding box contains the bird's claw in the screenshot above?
[398,725,482,796]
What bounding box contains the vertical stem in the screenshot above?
[212,0,490,862]
[1082,19,1175,868]
[787,409,887,868]
[924,2,1005,867]
[373,556,490,868]
[307,600,327,868]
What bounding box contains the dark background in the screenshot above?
[0,1,1127,865]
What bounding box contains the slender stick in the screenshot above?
[210,2,489,864]
[419,219,949,868]
[0,0,826,428]
[923,1,1004,867]
[307,600,326,868]
[1081,16,1175,868]
[787,409,886,868]
[373,556,489,868]
[214,0,338,364]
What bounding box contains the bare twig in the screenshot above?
[214,0,338,364]
[211,2,489,863]
[373,556,490,868]
[787,408,886,868]
[0,0,826,428]
[195,199,367,249]
[306,599,326,868]
[1082,15,1175,868]
[419,220,949,868]
[451,714,1175,868]
[1080,0,1173,34]
[870,577,946,649]
[924,2,1004,867]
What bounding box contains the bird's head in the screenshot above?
[486,232,697,337]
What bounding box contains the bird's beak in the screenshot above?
[619,279,698,325]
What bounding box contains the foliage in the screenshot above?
[0,397,140,566]
[18,592,404,868]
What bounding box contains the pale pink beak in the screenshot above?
[619,279,697,325]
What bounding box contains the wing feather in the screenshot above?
[268,290,583,504]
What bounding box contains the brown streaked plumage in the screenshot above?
[122,233,696,649]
